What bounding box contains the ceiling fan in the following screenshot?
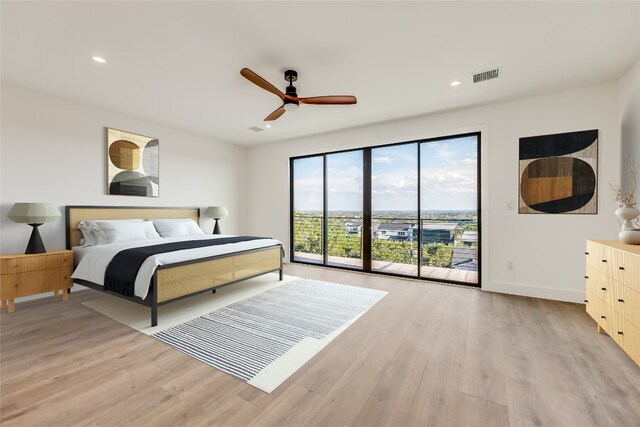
[240,68,357,121]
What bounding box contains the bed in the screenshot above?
[66,206,283,326]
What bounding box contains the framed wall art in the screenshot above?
[519,129,598,214]
[107,128,159,197]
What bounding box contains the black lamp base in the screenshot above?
[25,223,46,254]
[213,219,222,235]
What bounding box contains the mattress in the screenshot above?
[71,235,281,299]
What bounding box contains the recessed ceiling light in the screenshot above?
[450,80,461,87]
[265,124,272,128]
[92,56,107,64]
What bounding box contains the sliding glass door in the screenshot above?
[420,135,479,284]
[327,151,363,269]
[371,143,418,276]
[290,132,480,286]
[291,156,324,264]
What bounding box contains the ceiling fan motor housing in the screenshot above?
[284,69,298,82]
[284,70,299,110]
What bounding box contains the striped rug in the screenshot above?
[152,278,387,392]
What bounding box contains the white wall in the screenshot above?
[246,83,621,303]
[618,59,640,187]
[1,83,248,254]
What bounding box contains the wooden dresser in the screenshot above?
[0,250,73,313]
[585,240,640,365]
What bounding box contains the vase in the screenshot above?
[615,202,640,231]
[620,228,640,245]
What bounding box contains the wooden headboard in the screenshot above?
[65,205,200,249]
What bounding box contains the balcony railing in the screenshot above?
[292,213,478,284]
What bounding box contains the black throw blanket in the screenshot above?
[104,236,267,297]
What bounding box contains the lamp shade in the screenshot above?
[205,206,228,219]
[7,203,61,224]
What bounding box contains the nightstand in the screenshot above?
[0,249,73,313]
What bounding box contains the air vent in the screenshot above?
[248,126,264,132]
[473,67,500,83]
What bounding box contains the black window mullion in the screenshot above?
[477,133,482,287]
[289,158,294,262]
[322,154,328,266]
[417,143,422,279]
[363,149,372,272]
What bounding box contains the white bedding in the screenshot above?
[72,245,92,267]
[71,235,282,299]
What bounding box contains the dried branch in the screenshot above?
[610,156,638,204]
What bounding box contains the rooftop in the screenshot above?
[377,223,415,231]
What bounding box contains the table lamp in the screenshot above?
[7,203,61,254]
[205,206,228,235]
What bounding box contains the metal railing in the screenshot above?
[292,213,478,272]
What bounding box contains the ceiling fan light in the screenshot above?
[283,102,299,112]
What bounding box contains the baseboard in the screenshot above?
[483,280,585,304]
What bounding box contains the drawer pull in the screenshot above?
[601,315,606,319]
[584,299,589,303]
[619,266,625,271]
[618,331,624,336]
[601,287,607,291]
[585,276,589,279]
[585,252,589,255]
[602,259,607,263]
[618,299,624,303]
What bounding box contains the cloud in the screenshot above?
[371,171,418,195]
[328,176,363,195]
[373,156,392,164]
[420,159,477,195]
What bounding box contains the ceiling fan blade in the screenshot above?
[264,105,286,121]
[299,95,357,105]
[240,68,285,99]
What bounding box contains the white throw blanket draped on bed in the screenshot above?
[71,235,282,299]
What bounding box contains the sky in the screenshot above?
[293,135,478,212]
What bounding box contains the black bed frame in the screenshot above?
[66,205,283,327]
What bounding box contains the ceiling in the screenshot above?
[2,1,639,147]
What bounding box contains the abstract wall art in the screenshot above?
[107,128,159,197]
[519,129,598,214]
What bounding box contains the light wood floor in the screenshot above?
[2,264,640,426]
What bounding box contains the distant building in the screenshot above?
[374,223,415,240]
[413,223,458,244]
[345,222,362,235]
[461,230,478,245]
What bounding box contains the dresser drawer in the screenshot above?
[0,252,72,274]
[0,266,72,299]
[599,245,620,279]
[585,241,604,270]
[614,283,640,329]
[595,299,615,335]
[586,266,617,308]
[614,314,640,366]
[617,251,640,292]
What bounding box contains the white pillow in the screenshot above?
[77,221,97,246]
[153,219,205,237]
[77,219,144,246]
[93,220,160,244]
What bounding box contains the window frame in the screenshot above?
[289,131,481,287]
